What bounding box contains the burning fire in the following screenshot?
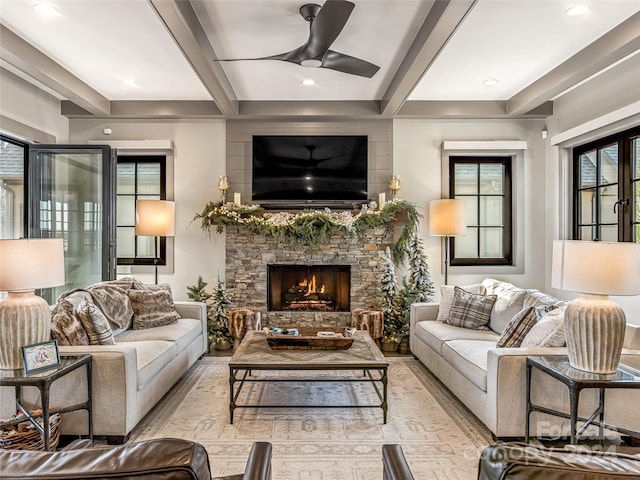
[299,275,325,296]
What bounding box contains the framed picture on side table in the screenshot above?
[22,340,61,375]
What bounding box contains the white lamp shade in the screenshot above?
[552,240,640,296]
[0,238,65,291]
[135,200,175,237]
[429,199,467,236]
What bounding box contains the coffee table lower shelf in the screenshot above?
[229,366,388,424]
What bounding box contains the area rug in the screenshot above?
[130,356,492,479]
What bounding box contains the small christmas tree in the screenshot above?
[378,234,434,341]
[187,273,232,345]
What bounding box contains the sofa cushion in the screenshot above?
[481,278,528,334]
[441,340,495,391]
[128,289,180,330]
[521,306,567,348]
[436,284,485,322]
[414,320,499,355]
[496,307,537,348]
[130,340,177,390]
[446,286,496,330]
[116,318,202,354]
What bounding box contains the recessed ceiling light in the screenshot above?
[121,79,137,88]
[566,5,589,16]
[33,3,59,16]
[301,79,315,86]
[482,78,499,87]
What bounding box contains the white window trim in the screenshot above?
[441,141,527,275]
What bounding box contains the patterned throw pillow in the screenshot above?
[50,298,90,346]
[77,299,116,345]
[445,286,497,330]
[436,284,486,322]
[521,306,567,348]
[128,289,180,330]
[496,307,537,348]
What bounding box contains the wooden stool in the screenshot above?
[350,308,384,347]
[229,308,262,351]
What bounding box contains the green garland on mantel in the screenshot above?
[194,199,420,264]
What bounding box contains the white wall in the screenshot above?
[69,119,226,301]
[0,68,69,142]
[393,119,546,299]
[544,54,640,325]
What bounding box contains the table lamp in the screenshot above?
[429,199,467,285]
[551,240,640,374]
[135,200,175,284]
[0,238,65,369]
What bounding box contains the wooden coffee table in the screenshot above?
[229,330,389,423]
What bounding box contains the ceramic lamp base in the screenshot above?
[0,290,52,370]
[564,294,625,374]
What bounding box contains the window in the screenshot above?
[116,155,166,265]
[0,136,27,239]
[573,126,640,242]
[449,156,512,266]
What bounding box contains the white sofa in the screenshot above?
[1,300,207,443]
[409,279,640,439]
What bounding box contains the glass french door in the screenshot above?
[28,145,116,302]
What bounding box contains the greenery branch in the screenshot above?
[194,199,420,263]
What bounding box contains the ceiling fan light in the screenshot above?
[301,59,322,68]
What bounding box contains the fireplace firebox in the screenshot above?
[268,265,350,312]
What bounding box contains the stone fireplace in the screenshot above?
[225,225,394,328]
[268,264,350,312]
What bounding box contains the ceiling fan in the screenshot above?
[218,0,380,78]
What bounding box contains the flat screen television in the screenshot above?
[252,135,368,208]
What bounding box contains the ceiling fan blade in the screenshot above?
[322,50,380,78]
[306,0,355,59]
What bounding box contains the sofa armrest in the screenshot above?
[240,442,272,480]
[382,444,415,480]
[174,301,208,354]
[56,345,138,435]
[0,438,212,480]
[478,442,640,479]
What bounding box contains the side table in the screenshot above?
[0,353,93,451]
[526,355,640,445]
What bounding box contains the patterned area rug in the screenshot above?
[130,356,492,479]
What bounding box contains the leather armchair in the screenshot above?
[478,442,640,479]
[382,444,415,480]
[0,438,272,480]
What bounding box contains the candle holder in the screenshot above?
[389,175,401,199]
[218,176,229,203]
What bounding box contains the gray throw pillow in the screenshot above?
[496,307,537,348]
[445,286,497,331]
[436,283,486,322]
[50,298,90,346]
[128,289,180,330]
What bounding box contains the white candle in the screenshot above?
[378,192,386,208]
[234,192,242,205]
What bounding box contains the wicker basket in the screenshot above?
[0,413,61,451]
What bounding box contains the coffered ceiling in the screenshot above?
[1,0,639,120]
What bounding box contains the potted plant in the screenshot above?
[379,235,434,353]
[187,274,233,350]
